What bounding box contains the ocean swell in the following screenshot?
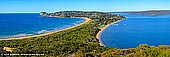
[1,22,82,39]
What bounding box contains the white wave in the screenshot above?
[35,30,49,34]
[3,33,34,38]
[73,23,78,25]
[113,24,119,26]
[63,25,72,28]
[1,23,82,39]
[76,20,84,23]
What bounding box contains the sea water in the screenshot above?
[101,14,170,48]
[0,13,85,39]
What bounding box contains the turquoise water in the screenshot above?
[101,14,170,48]
[0,13,85,39]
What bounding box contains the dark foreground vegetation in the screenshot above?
[0,11,170,57]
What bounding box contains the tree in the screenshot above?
[74,50,86,57]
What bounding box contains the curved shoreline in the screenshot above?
[96,20,122,46]
[0,18,91,40]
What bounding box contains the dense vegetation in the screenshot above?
[0,11,170,57]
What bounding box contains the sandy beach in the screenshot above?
[0,18,91,40]
[96,20,122,46]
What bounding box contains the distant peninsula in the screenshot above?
[110,10,170,16]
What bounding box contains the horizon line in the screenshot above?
[1,9,170,13]
[0,12,40,13]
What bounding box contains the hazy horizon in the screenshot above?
[1,9,170,13]
[1,0,170,13]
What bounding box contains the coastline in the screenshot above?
[0,18,91,40]
[96,20,122,46]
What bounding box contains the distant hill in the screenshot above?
[110,10,170,16]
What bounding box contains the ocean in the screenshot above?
[101,14,170,48]
[0,13,85,39]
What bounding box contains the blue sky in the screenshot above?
[0,0,170,13]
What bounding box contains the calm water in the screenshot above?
[0,13,85,39]
[101,14,170,48]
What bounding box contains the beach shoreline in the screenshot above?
[0,17,91,40]
[96,20,122,46]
